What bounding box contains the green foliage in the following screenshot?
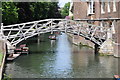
[2,2,61,25]
[72,16,74,20]
[3,74,12,80]
[30,2,60,20]
[2,2,19,25]
[60,2,70,18]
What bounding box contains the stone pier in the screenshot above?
[99,39,114,55]
[113,20,120,57]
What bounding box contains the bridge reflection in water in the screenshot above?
[4,33,118,78]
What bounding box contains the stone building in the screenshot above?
[72,0,120,57]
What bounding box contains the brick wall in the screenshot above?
[100,2,119,18]
[73,2,88,19]
[73,1,120,19]
[73,0,120,57]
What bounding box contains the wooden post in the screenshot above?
[65,20,67,33]
[51,20,53,34]
[111,20,116,34]
[1,23,3,35]
[100,21,104,32]
[94,44,99,54]
[0,23,4,40]
[78,24,81,36]
[36,24,39,37]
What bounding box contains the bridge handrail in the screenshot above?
[2,19,66,28]
[1,19,108,46]
[2,19,107,32]
[68,20,108,31]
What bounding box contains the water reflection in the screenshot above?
[4,33,118,78]
[53,34,72,78]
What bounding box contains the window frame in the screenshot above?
[87,0,95,15]
[101,1,105,14]
[113,0,117,12]
[107,2,110,13]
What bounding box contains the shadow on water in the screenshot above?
[4,33,119,78]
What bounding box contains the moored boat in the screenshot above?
[7,53,21,61]
[114,75,120,80]
[21,47,29,54]
[49,35,56,40]
[20,44,26,48]
[15,44,29,54]
[15,48,22,54]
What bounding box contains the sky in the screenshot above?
[58,0,71,7]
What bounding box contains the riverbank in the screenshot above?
[0,40,6,80]
[67,33,94,49]
[67,33,119,57]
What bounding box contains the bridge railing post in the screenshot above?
[36,23,40,37]
[0,23,4,39]
[112,20,116,34]
[0,23,3,34]
[77,22,81,36]
[65,20,68,33]
[51,19,53,34]
[100,21,104,32]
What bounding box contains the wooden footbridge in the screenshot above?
[0,19,108,47]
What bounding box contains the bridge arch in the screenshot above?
[1,19,107,47]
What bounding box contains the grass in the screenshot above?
[3,74,12,80]
[0,51,3,66]
[79,42,93,49]
[99,52,113,56]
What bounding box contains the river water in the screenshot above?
[4,33,118,78]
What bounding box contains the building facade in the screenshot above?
[72,0,120,57]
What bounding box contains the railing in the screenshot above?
[1,19,109,46]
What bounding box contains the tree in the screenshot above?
[60,2,70,18]
[2,2,61,25]
[2,2,19,25]
[17,2,33,23]
[32,2,61,20]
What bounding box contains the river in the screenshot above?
[4,33,118,78]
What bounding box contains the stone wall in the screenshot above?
[73,1,88,19]
[67,33,94,48]
[113,20,120,57]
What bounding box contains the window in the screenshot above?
[87,0,95,15]
[101,2,105,14]
[108,2,110,12]
[113,0,116,12]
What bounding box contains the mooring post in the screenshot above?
[94,44,99,54]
